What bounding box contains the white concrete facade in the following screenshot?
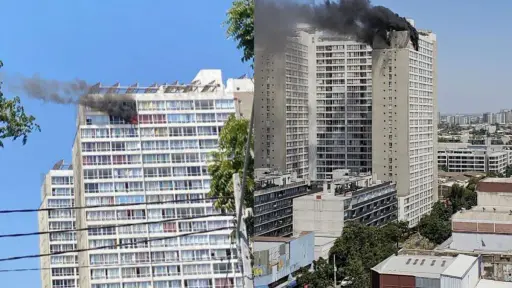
[254,30,314,180]
[438,143,510,174]
[371,23,438,227]
[313,34,373,180]
[70,70,243,288]
[38,165,78,288]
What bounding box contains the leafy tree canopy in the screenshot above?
[208,114,254,212]
[224,0,254,65]
[418,202,452,245]
[296,258,335,288]
[0,60,40,147]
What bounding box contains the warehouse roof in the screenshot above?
[372,254,455,279]
[441,254,478,278]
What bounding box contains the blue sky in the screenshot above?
[0,0,509,286]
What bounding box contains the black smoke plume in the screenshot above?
[5,74,138,123]
[256,0,419,52]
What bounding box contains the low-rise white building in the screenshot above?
[438,143,511,174]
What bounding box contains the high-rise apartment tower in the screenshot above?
[38,162,78,288]
[371,21,438,227]
[70,70,243,288]
[254,30,315,179]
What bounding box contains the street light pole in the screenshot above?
[333,254,337,287]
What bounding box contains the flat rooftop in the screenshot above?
[253,231,312,243]
[452,209,512,223]
[372,254,456,279]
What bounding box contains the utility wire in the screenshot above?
[0,213,234,239]
[0,196,229,214]
[0,226,235,262]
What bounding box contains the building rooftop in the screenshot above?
[372,254,456,279]
[441,254,478,278]
[452,208,512,223]
[253,231,312,243]
[477,279,512,288]
[438,171,484,180]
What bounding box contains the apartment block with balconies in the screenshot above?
[38,161,78,288]
[70,70,244,288]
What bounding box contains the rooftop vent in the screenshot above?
[431,260,436,266]
[406,259,411,265]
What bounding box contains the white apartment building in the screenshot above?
[70,70,243,288]
[313,33,372,180]
[254,30,314,180]
[372,20,438,227]
[438,143,510,174]
[39,162,78,288]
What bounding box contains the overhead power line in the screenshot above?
[0,213,235,239]
[0,226,235,263]
[0,196,229,214]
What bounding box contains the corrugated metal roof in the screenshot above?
[371,255,456,279]
[441,254,478,278]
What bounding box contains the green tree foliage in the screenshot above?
[506,165,512,177]
[381,220,411,244]
[446,184,477,212]
[418,202,452,244]
[296,221,412,287]
[466,177,481,192]
[208,114,254,212]
[487,171,504,178]
[0,60,40,147]
[296,258,335,288]
[224,0,254,65]
[330,222,397,287]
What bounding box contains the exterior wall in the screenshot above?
[39,168,78,288]
[451,232,512,252]
[477,191,512,207]
[372,28,437,227]
[416,277,440,288]
[253,180,309,237]
[293,195,345,237]
[254,31,313,180]
[226,78,254,120]
[313,35,373,180]
[343,182,398,227]
[440,260,479,288]
[378,274,415,288]
[253,232,315,287]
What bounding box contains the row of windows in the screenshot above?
[87,113,232,125]
[84,180,210,193]
[91,278,239,288]
[89,248,235,265]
